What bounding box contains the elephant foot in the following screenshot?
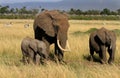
[40,58,48,65]
[100,59,107,64]
[54,57,67,65]
[89,55,93,61]
[53,55,59,63]
[108,62,114,65]
[21,57,29,65]
[54,59,66,65]
[108,60,114,65]
[59,60,67,65]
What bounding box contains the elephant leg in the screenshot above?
[55,41,64,64]
[22,51,28,64]
[42,38,50,54]
[99,45,107,64]
[108,46,115,64]
[35,54,40,65]
[42,49,49,64]
[28,49,34,64]
[90,48,94,61]
[33,52,38,65]
[40,55,48,65]
[55,44,60,62]
[37,52,48,65]
[108,49,113,64]
[41,47,49,60]
[22,55,28,64]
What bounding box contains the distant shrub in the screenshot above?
[0,14,120,20]
[72,28,98,36]
[69,15,120,20]
[85,28,97,34]
[72,31,83,36]
[0,14,34,19]
[113,29,120,36]
[72,28,120,37]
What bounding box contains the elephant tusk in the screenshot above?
[110,45,112,49]
[57,40,71,52]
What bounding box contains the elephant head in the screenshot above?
[46,11,70,51]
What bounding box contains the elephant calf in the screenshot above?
[89,27,116,64]
[21,36,49,65]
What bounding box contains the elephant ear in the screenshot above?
[34,11,56,37]
[45,10,69,40]
[46,10,64,34]
[96,27,106,44]
[42,10,67,36]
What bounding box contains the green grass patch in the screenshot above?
[72,28,120,36]
[69,15,120,20]
[113,29,120,36]
[85,28,98,34]
[72,28,98,36]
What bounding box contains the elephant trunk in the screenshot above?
[57,40,71,52]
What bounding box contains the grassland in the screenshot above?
[0,19,120,78]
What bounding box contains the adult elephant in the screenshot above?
[33,10,70,63]
[89,27,116,64]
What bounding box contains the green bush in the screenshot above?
[69,15,120,20]
[72,28,120,37]
[85,28,97,34]
[72,28,98,36]
[113,29,120,36]
[0,14,34,19]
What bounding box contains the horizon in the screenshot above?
[0,0,62,4]
[0,0,119,11]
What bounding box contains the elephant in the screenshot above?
[21,36,48,65]
[89,27,116,64]
[33,10,70,63]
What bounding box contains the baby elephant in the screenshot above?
[21,36,48,65]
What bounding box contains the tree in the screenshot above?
[117,9,120,15]
[10,8,15,14]
[75,9,82,15]
[69,8,76,15]
[15,8,19,14]
[19,6,27,14]
[101,8,111,15]
[84,10,100,15]
[111,11,117,15]
[31,9,39,15]
[0,5,9,14]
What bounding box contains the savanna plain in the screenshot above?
[0,19,120,78]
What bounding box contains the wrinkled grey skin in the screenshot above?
[89,27,116,64]
[33,10,69,62]
[21,37,48,65]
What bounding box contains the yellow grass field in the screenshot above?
[0,19,120,78]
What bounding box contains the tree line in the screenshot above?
[0,5,39,15]
[68,8,120,15]
[0,5,120,19]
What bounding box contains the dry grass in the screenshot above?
[0,19,120,78]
